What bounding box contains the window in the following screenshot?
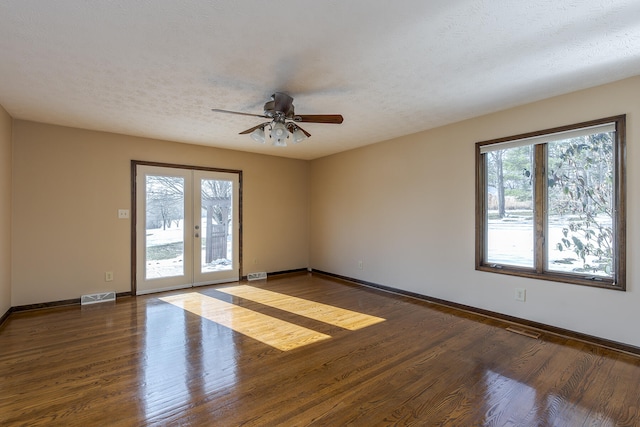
[475,116,626,290]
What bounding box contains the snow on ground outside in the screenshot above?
[145,222,232,280]
[488,213,611,277]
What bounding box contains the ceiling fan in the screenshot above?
[211,92,343,146]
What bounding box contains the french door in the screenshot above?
[135,164,240,295]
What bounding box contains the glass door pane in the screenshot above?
[145,174,186,279]
[200,178,233,273]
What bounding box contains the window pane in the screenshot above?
[547,132,614,278]
[486,145,534,268]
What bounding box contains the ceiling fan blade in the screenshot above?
[239,122,270,135]
[293,114,344,124]
[211,109,268,119]
[286,123,311,138]
[295,124,311,137]
[273,92,294,115]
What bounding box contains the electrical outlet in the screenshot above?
[358,260,363,270]
[515,288,526,302]
[105,271,114,282]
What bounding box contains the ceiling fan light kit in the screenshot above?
[270,121,289,146]
[249,126,266,144]
[291,126,307,144]
[212,92,343,147]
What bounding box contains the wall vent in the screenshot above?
[81,292,116,305]
[247,272,267,281]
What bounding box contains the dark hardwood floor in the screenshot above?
[1,273,639,426]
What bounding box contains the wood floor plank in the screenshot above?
[1,273,639,426]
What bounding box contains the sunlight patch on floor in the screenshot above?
[217,285,386,330]
[159,292,330,351]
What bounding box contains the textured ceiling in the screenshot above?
[1,1,639,160]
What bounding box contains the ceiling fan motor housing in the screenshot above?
[263,93,295,119]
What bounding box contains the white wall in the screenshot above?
[310,76,639,348]
[0,104,11,317]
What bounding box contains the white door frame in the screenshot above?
[192,169,240,287]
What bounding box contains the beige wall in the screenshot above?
[310,76,639,348]
[11,121,309,306]
[0,105,11,317]
[7,76,639,348]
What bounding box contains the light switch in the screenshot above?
[118,209,129,219]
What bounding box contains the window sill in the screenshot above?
[476,264,624,291]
